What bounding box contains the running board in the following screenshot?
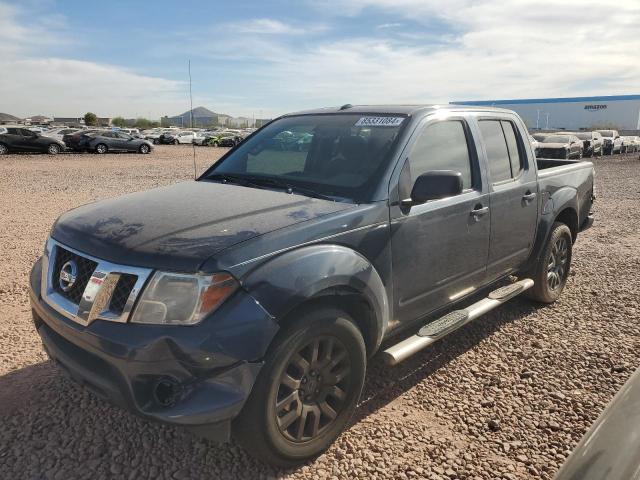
[382,279,534,365]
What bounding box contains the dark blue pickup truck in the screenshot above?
[29,105,594,466]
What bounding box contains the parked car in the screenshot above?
[155,132,178,145]
[192,132,209,146]
[218,135,242,147]
[63,130,100,151]
[173,131,197,144]
[562,131,603,157]
[555,365,640,480]
[29,105,594,466]
[0,126,65,155]
[621,136,639,153]
[87,131,153,154]
[596,129,623,155]
[537,134,583,159]
[118,128,142,138]
[42,127,80,143]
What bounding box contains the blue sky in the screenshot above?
[1,0,639,119]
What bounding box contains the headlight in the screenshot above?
[130,272,238,325]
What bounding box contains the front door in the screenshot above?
[390,117,490,325]
[477,118,538,280]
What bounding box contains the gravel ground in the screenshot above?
[1,146,639,479]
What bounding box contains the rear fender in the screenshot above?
[522,187,578,272]
[241,245,390,352]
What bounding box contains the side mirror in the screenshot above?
[402,170,463,206]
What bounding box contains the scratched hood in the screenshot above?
[540,142,570,149]
[52,181,353,271]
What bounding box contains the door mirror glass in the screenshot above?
[406,170,463,205]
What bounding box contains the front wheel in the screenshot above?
[525,222,572,303]
[138,144,150,154]
[95,143,108,154]
[153,139,159,145]
[0,143,8,155]
[233,307,366,467]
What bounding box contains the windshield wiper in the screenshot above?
[206,173,342,202]
[242,176,340,202]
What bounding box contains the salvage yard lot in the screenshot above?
[1,145,639,479]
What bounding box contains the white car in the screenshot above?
[42,127,79,142]
[174,131,197,144]
[621,136,639,153]
[596,129,623,155]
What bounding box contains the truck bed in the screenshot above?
[536,158,588,171]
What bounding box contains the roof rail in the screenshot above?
[339,104,353,110]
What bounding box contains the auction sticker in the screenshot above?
[354,117,404,127]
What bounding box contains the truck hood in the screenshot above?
[52,181,354,271]
[540,142,569,149]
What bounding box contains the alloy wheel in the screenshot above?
[274,336,351,443]
[0,144,8,155]
[547,236,568,290]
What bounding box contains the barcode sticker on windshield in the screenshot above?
[354,117,404,127]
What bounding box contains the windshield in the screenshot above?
[574,133,591,140]
[201,114,407,202]
[543,135,571,143]
[598,130,614,137]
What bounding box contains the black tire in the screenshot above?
[153,139,159,145]
[233,307,366,467]
[47,143,60,155]
[138,144,150,154]
[95,143,108,154]
[173,139,179,145]
[525,222,572,303]
[0,143,8,155]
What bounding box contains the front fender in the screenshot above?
[241,244,390,351]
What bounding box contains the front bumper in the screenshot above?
[29,258,278,441]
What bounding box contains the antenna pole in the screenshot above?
[188,59,197,179]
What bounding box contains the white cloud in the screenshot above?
[227,18,326,35]
[247,0,640,109]
[0,58,188,118]
[0,1,188,118]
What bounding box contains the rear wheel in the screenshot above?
[173,139,179,145]
[153,139,159,145]
[47,144,60,155]
[525,222,572,303]
[233,307,366,467]
[95,143,108,154]
[0,143,8,155]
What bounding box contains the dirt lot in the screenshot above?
[1,145,639,479]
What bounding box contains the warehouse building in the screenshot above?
[452,94,640,131]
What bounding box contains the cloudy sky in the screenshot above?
[1,0,639,119]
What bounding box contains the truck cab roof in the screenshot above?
[283,104,516,117]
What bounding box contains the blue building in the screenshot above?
[452,95,640,131]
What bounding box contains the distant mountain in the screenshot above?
[0,112,20,122]
[177,106,218,118]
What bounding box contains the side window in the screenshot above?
[501,120,523,177]
[7,128,20,135]
[478,120,512,183]
[408,120,473,189]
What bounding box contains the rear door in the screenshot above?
[390,114,490,324]
[476,115,538,280]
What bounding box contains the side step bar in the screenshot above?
[382,278,534,365]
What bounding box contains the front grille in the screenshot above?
[43,238,152,325]
[53,247,98,304]
[538,148,565,159]
[108,274,138,315]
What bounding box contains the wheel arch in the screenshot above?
[241,244,390,356]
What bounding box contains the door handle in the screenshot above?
[522,192,537,202]
[471,205,489,219]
